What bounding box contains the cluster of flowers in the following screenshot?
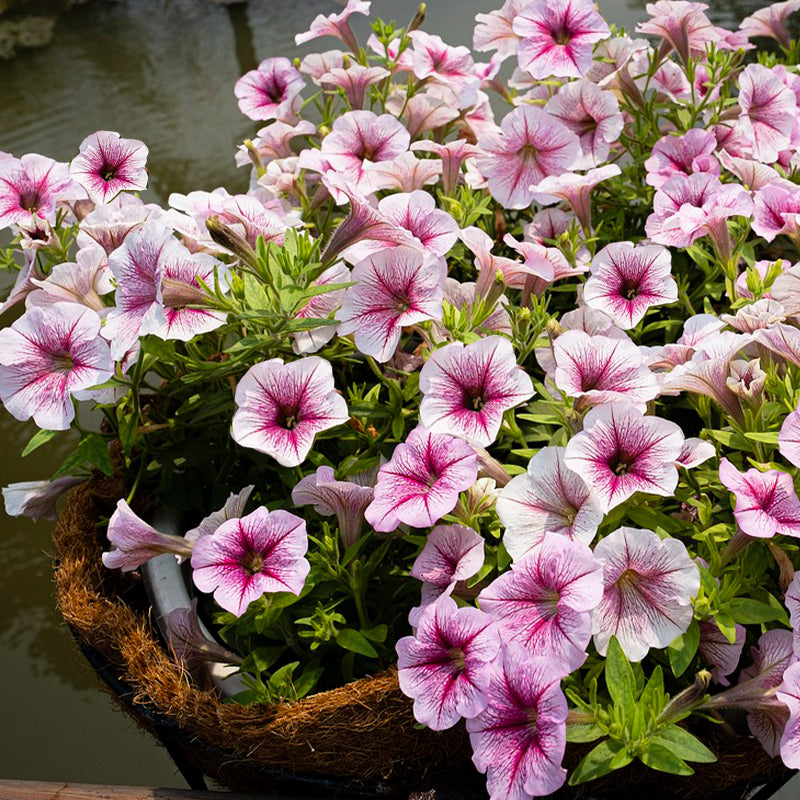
[7,0,800,796]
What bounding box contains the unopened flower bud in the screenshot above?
[243,138,264,173]
[206,216,257,268]
[408,3,426,32]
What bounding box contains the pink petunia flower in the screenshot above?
[69,131,148,203]
[184,486,255,546]
[563,403,684,513]
[335,246,445,363]
[466,644,568,800]
[165,598,242,671]
[411,523,485,605]
[496,446,603,561]
[478,532,603,671]
[231,356,348,467]
[719,458,800,539]
[512,0,610,79]
[698,619,746,686]
[644,129,718,190]
[636,0,719,64]
[592,526,700,661]
[191,507,310,617]
[583,241,677,329]
[473,0,526,60]
[544,80,624,169]
[103,499,194,571]
[752,180,800,243]
[0,303,113,430]
[292,261,351,355]
[419,336,534,448]
[295,0,371,53]
[386,92,460,140]
[552,329,660,410]
[397,595,500,731]
[676,437,716,469]
[292,465,375,549]
[365,426,478,532]
[367,151,442,193]
[408,31,480,109]
[235,58,304,122]
[736,64,798,164]
[319,64,390,110]
[76,194,162,254]
[0,153,81,230]
[411,140,480,195]
[235,119,317,169]
[2,476,83,522]
[778,661,800,768]
[779,408,800,470]
[739,0,800,48]
[475,105,580,209]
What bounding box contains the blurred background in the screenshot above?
[0,0,797,794]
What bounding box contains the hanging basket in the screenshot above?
[52,472,795,799]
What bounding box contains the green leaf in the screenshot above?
[21,428,60,457]
[605,636,636,719]
[743,431,780,445]
[77,434,113,476]
[639,744,694,775]
[361,624,388,643]
[651,726,716,764]
[668,620,700,678]
[568,739,624,785]
[715,612,738,644]
[336,628,379,658]
[728,598,784,624]
[639,665,665,715]
[566,723,605,743]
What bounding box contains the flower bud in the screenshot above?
[206,216,257,268]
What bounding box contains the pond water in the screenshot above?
[0,0,798,795]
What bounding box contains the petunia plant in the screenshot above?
[7,0,800,796]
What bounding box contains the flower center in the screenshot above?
[463,386,488,412]
[19,188,41,213]
[53,349,75,372]
[278,406,300,430]
[552,25,572,45]
[241,551,264,576]
[610,456,631,475]
[449,646,466,672]
[518,143,539,165]
[101,165,118,182]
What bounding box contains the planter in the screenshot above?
[53,472,796,799]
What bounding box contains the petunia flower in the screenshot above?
[0,153,81,230]
[475,105,580,210]
[636,0,719,64]
[319,64,390,110]
[779,409,800,471]
[292,261,351,355]
[478,532,603,671]
[411,140,480,195]
[2,476,83,522]
[235,58,305,122]
[719,458,800,539]
[752,322,800,368]
[396,595,500,731]
[335,246,445,363]
[752,180,800,243]
[466,644,568,800]
[408,31,480,109]
[718,151,780,193]
[231,357,348,468]
[184,486,255,546]
[564,403,684,514]
[582,241,677,329]
[739,0,800,49]
[165,599,243,672]
[512,0,610,79]
[698,619,746,686]
[736,64,798,164]
[365,426,478,532]
[778,661,800,768]
[0,303,113,431]
[676,437,716,469]
[69,131,148,203]
[75,194,162,254]
[191,507,310,617]
[473,0,526,59]
[496,446,603,560]
[411,523,485,604]
[292,465,375,549]
[592,526,700,661]
[438,278,513,338]
[367,151,442,193]
[295,0,371,53]
[552,329,660,410]
[544,80,624,169]
[419,336,534,448]
[386,92,460,139]
[103,499,194,571]
[644,129,718,189]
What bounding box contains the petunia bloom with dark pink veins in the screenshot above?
[191,507,310,617]
[69,131,149,204]
[513,0,610,79]
[563,402,684,513]
[231,356,349,468]
[419,336,534,448]
[235,57,306,122]
[295,0,371,54]
[365,426,478,532]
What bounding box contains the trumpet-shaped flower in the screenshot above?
[292,261,350,355]
[466,645,568,800]
[295,0,371,53]
[552,329,660,410]
[419,336,534,447]
[367,151,442,193]
[644,129,718,189]
[411,140,480,195]
[336,246,445,363]
[319,64,390,110]
[104,499,194,571]
[235,57,305,122]
[583,241,677,329]
[478,533,603,671]
[564,403,684,513]
[475,105,580,209]
[752,180,800,242]
[365,426,477,532]
[69,131,148,203]
[779,409,800,470]
[0,153,79,229]
[396,595,500,731]
[408,31,480,108]
[592,526,700,661]
[234,119,316,168]
[185,486,255,546]
[76,194,162,254]
[740,0,800,48]
[513,0,610,79]
[544,80,624,169]
[778,661,800,768]
[636,0,719,63]
[231,357,349,467]
[292,465,375,549]
[496,447,603,560]
[698,620,746,686]
[165,599,242,671]
[719,458,800,539]
[676,437,716,469]
[2,476,83,522]
[0,303,113,430]
[191,507,310,617]
[473,0,526,59]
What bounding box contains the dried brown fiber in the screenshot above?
[53,473,792,798]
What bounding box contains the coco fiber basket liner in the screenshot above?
[52,471,795,799]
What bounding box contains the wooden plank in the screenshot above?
[0,780,270,800]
